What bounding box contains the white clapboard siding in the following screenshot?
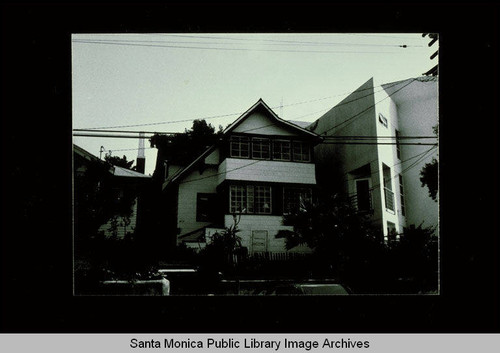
[232,111,300,136]
[218,158,316,185]
[223,214,312,254]
[177,166,219,238]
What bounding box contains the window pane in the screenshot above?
[292,141,310,162]
[255,186,272,214]
[273,140,291,161]
[283,187,312,214]
[230,136,250,158]
[252,138,270,159]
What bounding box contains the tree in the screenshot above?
[150,119,224,178]
[277,193,384,282]
[420,124,439,201]
[74,156,137,241]
[420,158,438,201]
[104,154,134,170]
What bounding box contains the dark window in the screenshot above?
[283,187,312,214]
[387,221,397,242]
[395,129,401,159]
[252,137,271,160]
[292,141,311,162]
[229,185,271,214]
[196,193,216,222]
[230,136,250,158]
[230,185,249,214]
[254,185,272,214]
[272,140,291,161]
[399,174,406,216]
[355,179,371,212]
[379,113,388,128]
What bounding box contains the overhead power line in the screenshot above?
[72,39,409,54]
[73,35,423,48]
[320,78,416,135]
[75,78,410,131]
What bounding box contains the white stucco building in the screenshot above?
[163,99,322,254]
[309,77,438,241]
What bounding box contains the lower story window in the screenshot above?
[230,185,271,214]
[196,193,217,222]
[283,187,312,214]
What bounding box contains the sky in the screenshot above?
[72,33,437,176]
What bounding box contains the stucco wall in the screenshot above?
[311,78,379,193]
[396,96,438,229]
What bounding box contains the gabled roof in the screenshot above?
[73,144,151,179]
[112,165,151,179]
[166,99,321,186]
[73,144,100,162]
[223,98,319,138]
[170,145,217,184]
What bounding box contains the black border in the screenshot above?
[1,2,499,333]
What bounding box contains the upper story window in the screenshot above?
[228,135,312,163]
[230,136,250,158]
[273,140,291,161]
[395,129,401,159]
[379,113,388,128]
[292,141,311,162]
[252,137,270,160]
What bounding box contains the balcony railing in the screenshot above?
[384,187,395,212]
[349,190,373,214]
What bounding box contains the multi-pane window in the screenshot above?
[272,140,291,161]
[399,174,406,216]
[229,185,271,214]
[292,141,310,162]
[283,187,312,214]
[254,186,272,214]
[230,136,250,158]
[252,137,271,159]
[230,185,248,213]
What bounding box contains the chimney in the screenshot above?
[136,132,146,174]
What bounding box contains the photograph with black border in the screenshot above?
[1,2,499,336]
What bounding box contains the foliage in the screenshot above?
[420,158,438,201]
[420,124,438,202]
[200,215,246,271]
[150,119,224,173]
[74,158,136,240]
[278,193,384,281]
[389,224,438,292]
[104,154,135,170]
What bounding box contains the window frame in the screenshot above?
[229,184,272,215]
[251,137,271,160]
[272,139,291,161]
[292,140,311,162]
[230,136,250,159]
[196,193,217,222]
[395,129,401,160]
[399,174,406,217]
[283,187,312,215]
